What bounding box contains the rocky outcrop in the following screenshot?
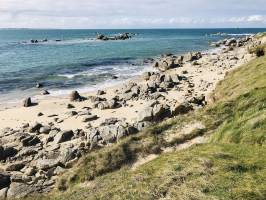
[96,33,134,41]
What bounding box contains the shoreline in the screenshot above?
[0,43,219,110]
[0,35,258,129]
[0,33,264,198]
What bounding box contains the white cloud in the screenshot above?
[247,15,265,22]
[0,0,266,28]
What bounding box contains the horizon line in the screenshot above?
[0,27,266,30]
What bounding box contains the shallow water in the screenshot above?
[0,28,265,102]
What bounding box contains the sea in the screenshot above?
[0,28,265,103]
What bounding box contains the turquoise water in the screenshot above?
[0,28,265,101]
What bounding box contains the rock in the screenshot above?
[134,121,151,131]
[22,123,30,129]
[54,130,74,144]
[137,106,153,122]
[97,34,105,40]
[23,167,37,176]
[39,126,51,134]
[121,92,138,101]
[5,162,25,172]
[116,126,128,140]
[67,111,78,116]
[36,82,43,88]
[155,58,179,72]
[23,97,33,107]
[59,147,80,165]
[37,159,60,170]
[97,90,105,95]
[16,147,38,158]
[183,52,202,62]
[152,104,171,121]
[21,135,41,147]
[88,96,106,103]
[53,166,65,175]
[70,91,85,102]
[37,112,44,117]
[225,38,237,46]
[29,122,43,133]
[0,187,8,199]
[171,102,193,116]
[108,99,121,109]
[67,104,75,109]
[188,95,206,106]
[82,115,98,122]
[143,72,152,81]
[100,118,119,126]
[41,90,50,95]
[121,82,137,94]
[97,33,132,41]
[98,126,117,143]
[0,173,11,190]
[7,182,35,199]
[0,146,18,161]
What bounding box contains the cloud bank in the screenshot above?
[0,0,266,28]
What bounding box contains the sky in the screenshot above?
[0,0,266,29]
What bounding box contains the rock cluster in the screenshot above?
[0,124,87,199]
[96,33,134,41]
[210,36,252,48]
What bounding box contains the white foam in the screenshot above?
[49,64,155,97]
[227,33,254,36]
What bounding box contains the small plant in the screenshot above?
[248,45,265,57]
[255,47,265,57]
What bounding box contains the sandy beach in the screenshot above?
[0,36,256,130]
[0,33,265,198]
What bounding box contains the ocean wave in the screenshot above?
[57,62,153,79]
[49,64,155,97]
[227,33,254,36]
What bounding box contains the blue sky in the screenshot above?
[0,0,266,28]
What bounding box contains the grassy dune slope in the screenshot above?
[25,48,266,200]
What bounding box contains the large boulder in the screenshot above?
[7,182,36,199]
[54,130,74,144]
[37,159,61,170]
[137,106,153,122]
[98,126,117,144]
[154,58,180,72]
[152,104,171,121]
[0,173,11,190]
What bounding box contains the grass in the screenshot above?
[22,45,266,200]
